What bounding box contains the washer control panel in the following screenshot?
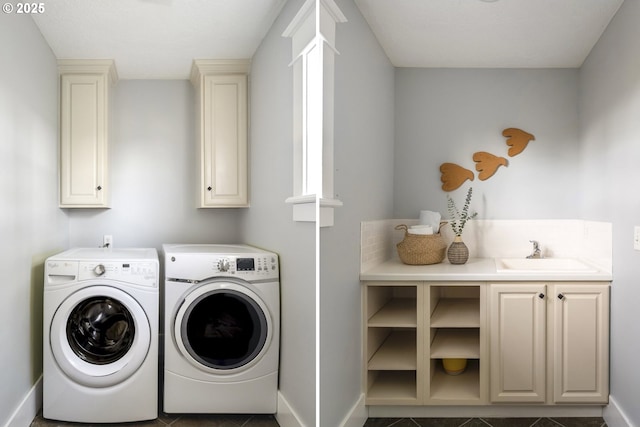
[46,260,158,287]
[78,261,158,286]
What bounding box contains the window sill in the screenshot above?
[285,195,343,227]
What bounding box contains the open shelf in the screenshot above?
[364,283,485,405]
[428,285,483,404]
[365,284,419,405]
[367,370,417,402]
[430,359,480,402]
[368,330,416,370]
[430,329,480,359]
[430,298,480,328]
[369,298,416,327]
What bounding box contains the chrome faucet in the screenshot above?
[526,240,542,259]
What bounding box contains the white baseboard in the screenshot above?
[339,393,367,427]
[3,376,42,427]
[368,405,604,418]
[604,396,633,427]
[276,392,306,427]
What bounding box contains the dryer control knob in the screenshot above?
[94,264,106,276]
[218,258,230,272]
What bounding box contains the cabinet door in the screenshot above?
[200,74,248,207]
[490,284,546,402]
[59,73,109,207]
[553,284,609,403]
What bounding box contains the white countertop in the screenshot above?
[360,258,613,282]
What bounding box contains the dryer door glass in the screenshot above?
[181,289,268,370]
[66,297,136,365]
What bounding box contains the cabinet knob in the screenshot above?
[207,186,212,191]
[539,293,545,299]
[558,293,565,300]
[96,185,102,191]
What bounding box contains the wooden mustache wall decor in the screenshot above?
[439,127,535,191]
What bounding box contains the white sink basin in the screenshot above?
[495,258,599,273]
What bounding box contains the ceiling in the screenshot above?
[354,0,624,68]
[32,0,287,79]
[32,0,624,79]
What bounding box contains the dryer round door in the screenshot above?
[50,285,151,388]
[174,281,272,373]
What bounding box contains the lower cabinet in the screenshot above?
[490,283,609,404]
[364,282,487,406]
[426,284,486,405]
[364,283,422,405]
[363,281,609,406]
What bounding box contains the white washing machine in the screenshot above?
[163,244,279,414]
[43,248,159,423]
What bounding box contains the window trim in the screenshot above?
[283,0,346,227]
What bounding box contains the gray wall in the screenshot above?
[238,0,317,425]
[66,80,241,250]
[0,13,68,426]
[319,0,395,425]
[579,0,640,424]
[394,68,581,220]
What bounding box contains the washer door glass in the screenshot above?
[181,289,268,370]
[67,297,135,365]
[50,285,151,388]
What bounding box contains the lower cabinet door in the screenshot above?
[490,284,547,403]
[553,284,609,403]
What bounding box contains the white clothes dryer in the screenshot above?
[163,244,279,414]
[43,248,159,423]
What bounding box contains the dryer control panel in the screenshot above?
[166,253,279,282]
[213,255,278,276]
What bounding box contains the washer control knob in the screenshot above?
[218,258,230,272]
[94,264,106,276]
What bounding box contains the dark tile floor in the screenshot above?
[31,412,280,427]
[32,413,608,427]
[363,418,607,427]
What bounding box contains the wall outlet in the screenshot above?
[634,227,640,251]
[103,235,113,248]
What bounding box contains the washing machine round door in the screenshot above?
[174,282,272,373]
[50,285,151,387]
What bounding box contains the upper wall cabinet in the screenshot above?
[58,59,117,208]
[190,60,249,208]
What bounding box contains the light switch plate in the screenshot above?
[634,226,640,251]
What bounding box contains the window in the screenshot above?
[283,0,346,227]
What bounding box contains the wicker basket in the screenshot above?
[395,223,447,265]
